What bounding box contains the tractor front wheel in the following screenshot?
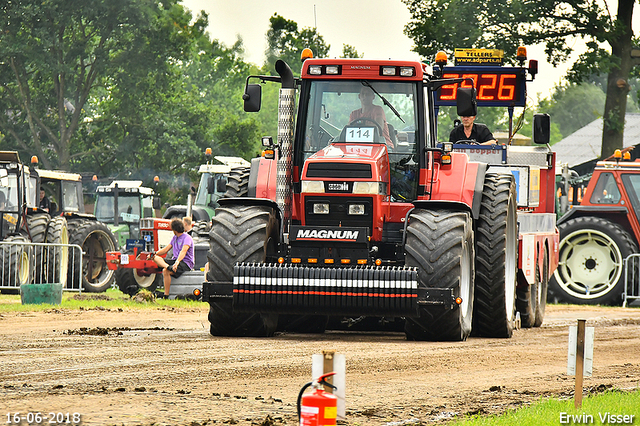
[404,209,474,341]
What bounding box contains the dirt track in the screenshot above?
[1,303,639,426]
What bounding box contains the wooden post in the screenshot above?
[322,350,334,393]
[575,319,586,409]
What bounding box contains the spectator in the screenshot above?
[151,218,194,298]
[449,115,496,145]
[183,216,193,236]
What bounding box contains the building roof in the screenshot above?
[554,113,640,168]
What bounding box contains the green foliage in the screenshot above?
[402,0,638,157]
[342,44,363,58]
[538,83,606,138]
[265,14,330,75]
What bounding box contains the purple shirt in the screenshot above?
[170,233,194,269]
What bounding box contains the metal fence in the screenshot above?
[0,240,84,292]
[623,253,640,307]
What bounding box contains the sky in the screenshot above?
[181,0,583,103]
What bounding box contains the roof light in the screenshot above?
[381,66,396,76]
[30,156,38,165]
[614,149,622,159]
[624,152,631,160]
[308,65,322,75]
[435,51,448,66]
[92,175,98,182]
[325,65,340,75]
[400,67,415,77]
[516,46,527,62]
[205,147,212,156]
[301,48,314,62]
[528,59,538,77]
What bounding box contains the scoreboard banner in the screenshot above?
[434,66,527,107]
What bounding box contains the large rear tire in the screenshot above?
[67,219,118,292]
[473,174,518,338]
[222,167,250,198]
[45,216,69,287]
[404,209,474,341]
[549,216,637,305]
[1,235,32,289]
[206,205,278,337]
[26,213,49,284]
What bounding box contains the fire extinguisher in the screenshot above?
[297,372,338,426]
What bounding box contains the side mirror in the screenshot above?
[152,196,161,210]
[216,178,227,193]
[207,176,215,194]
[243,84,262,112]
[456,87,477,117]
[533,113,550,145]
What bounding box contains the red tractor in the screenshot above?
[551,154,640,305]
[203,49,558,340]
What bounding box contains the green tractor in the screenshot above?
[94,180,161,248]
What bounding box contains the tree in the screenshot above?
[265,14,330,75]
[342,44,363,59]
[402,0,640,159]
[538,83,606,138]
[0,0,195,170]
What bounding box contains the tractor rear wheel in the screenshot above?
[67,219,118,292]
[191,220,210,237]
[223,167,250,198]
[472,174,518,338]
[45,216,69,286]
[206,205,278,337]
[1,234,32,288]
[404,209,474,341]
[26,213,50,283]
[549,216,637,305]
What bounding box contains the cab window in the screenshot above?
[589,172,621,204]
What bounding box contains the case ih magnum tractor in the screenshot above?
[203,50,558,340]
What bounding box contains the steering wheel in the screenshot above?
[455,139,480,145]
[349,117,383,137]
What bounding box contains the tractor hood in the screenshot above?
[301,143,390,183]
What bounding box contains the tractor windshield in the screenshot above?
[0,171,20,212]
[95,193,141,223]
[195,172,225,208]
[300,80,419,158]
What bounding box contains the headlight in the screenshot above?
[352,181,386,195]
[348,204,365,215]
[313,203,330,214]
[301,180,325,193]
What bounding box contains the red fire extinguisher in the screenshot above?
[297,372,338,426]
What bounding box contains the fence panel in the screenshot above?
[0,241,84,292]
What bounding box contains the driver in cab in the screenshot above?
[449,114,496,145]
[350,86,394,149]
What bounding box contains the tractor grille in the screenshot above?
[305,196,373,230]
[141,230,154,252]
[232,263,418,316]
[306,163,372,179]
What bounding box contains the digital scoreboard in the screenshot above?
[434,66,527,107]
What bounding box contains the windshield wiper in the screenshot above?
[361,81,405,124]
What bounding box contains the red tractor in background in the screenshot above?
[202,48,558,340]
[551,153,640,305]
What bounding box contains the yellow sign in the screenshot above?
[454,48,504,66]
